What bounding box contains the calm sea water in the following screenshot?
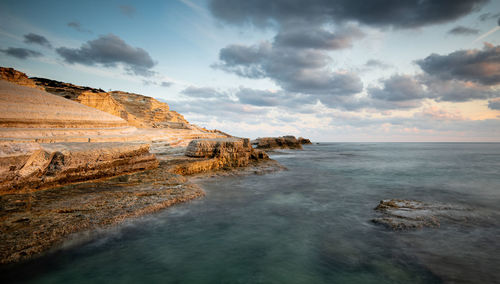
[3,143,500,283]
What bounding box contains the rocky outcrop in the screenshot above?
[30,76,192,129]
[253,136,303,150]
[0,164,202,264]
[168,138,269,175]
[0,142,158,194]
[298,137,312,144]
[372,199,473,230]
[0,80,128,129]
[0,67,41,89]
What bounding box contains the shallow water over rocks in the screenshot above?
[2,143,499,283]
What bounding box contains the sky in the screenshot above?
[0,0,499,142]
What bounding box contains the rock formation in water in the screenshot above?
[0,67,289,264]
[168,138,269,175]
[372,199,474,230]
[253,135,303,150]
[298,137,312,144]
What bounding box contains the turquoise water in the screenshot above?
[2,143,500,283]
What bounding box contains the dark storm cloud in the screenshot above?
[0,47,42,59]
[215,42,363,96]
[209,0,488,29]
[274,25,364,50]
[368,75,427,101]
[119,5,136,17]
[447,26,480,35]
[416,43,500,86]
[67,21,91,33]
[488,99,500,110]
[56,34,156,77]
[23,33,52,48]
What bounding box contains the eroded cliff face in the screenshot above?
[253,136,303,150]
[0,68,42,89]
[30,75,192,129]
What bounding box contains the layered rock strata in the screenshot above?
[0,142,158,194]
[372,199,474,230]
[31,76,192,130]
[253,136,303,150]
[167,138,269,175]
[0,165,202,264]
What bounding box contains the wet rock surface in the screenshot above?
[0,164,203,264]
[372,199,474,230]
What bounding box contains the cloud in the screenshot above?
[215,41,363,96]
[181,86,228,98]
[142,80,172,87]
[23,33,52,48]
[119,5,136,17]
[209,0,487,29]
[236,87,314,108]
[416,43,500,86]
[478,12,500,22]
[67,21,91,33]
[274,25,364,50]
[368,75,427,102]
[56,34,156,77]
[364,59,391,69]
[420,74,498,102]
[0,47,42,59]
[488,98,500,110]
[160,81,173,87]
[447,26,480,35]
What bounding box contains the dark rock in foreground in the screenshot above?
[253,136,303,150]
[372,199,473,230]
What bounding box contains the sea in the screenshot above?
[2,143,500,283]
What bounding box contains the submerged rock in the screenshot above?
[372,199,473,230]
[253,136,303,150]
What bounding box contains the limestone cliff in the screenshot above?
[0,67,42,89]
[31,76,192,129]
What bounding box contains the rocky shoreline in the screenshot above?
[0,67,303,264]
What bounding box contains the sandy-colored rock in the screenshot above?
[253,136,303,150]
[0,80,128,129]
[0,67,41,89]
[30,76,192,129]
[0,142,158,194]
[168,138,269,175]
